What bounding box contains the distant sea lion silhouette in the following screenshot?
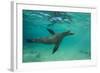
[27,28,74,54]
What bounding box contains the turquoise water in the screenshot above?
[23,10,91,62]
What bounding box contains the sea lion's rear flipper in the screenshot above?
[52,43,60,54]
[47,28,55,35]
[27,39,33,43]
[27,39,42,43]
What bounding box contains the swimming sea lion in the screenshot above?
[27,28,74,54]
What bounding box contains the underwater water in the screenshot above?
[23,10,91,62]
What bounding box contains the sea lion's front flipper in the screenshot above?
[52,43,60,54]
[47,28,55,35]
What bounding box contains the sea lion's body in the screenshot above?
[31,33,62,44]
[27,28,74,54]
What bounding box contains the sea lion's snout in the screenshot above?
[63,31,74,36]
[66,31,74,35]
[69,32,74,35]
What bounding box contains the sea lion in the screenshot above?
[27,28,74,54]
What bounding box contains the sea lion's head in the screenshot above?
[63,30,74,36]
